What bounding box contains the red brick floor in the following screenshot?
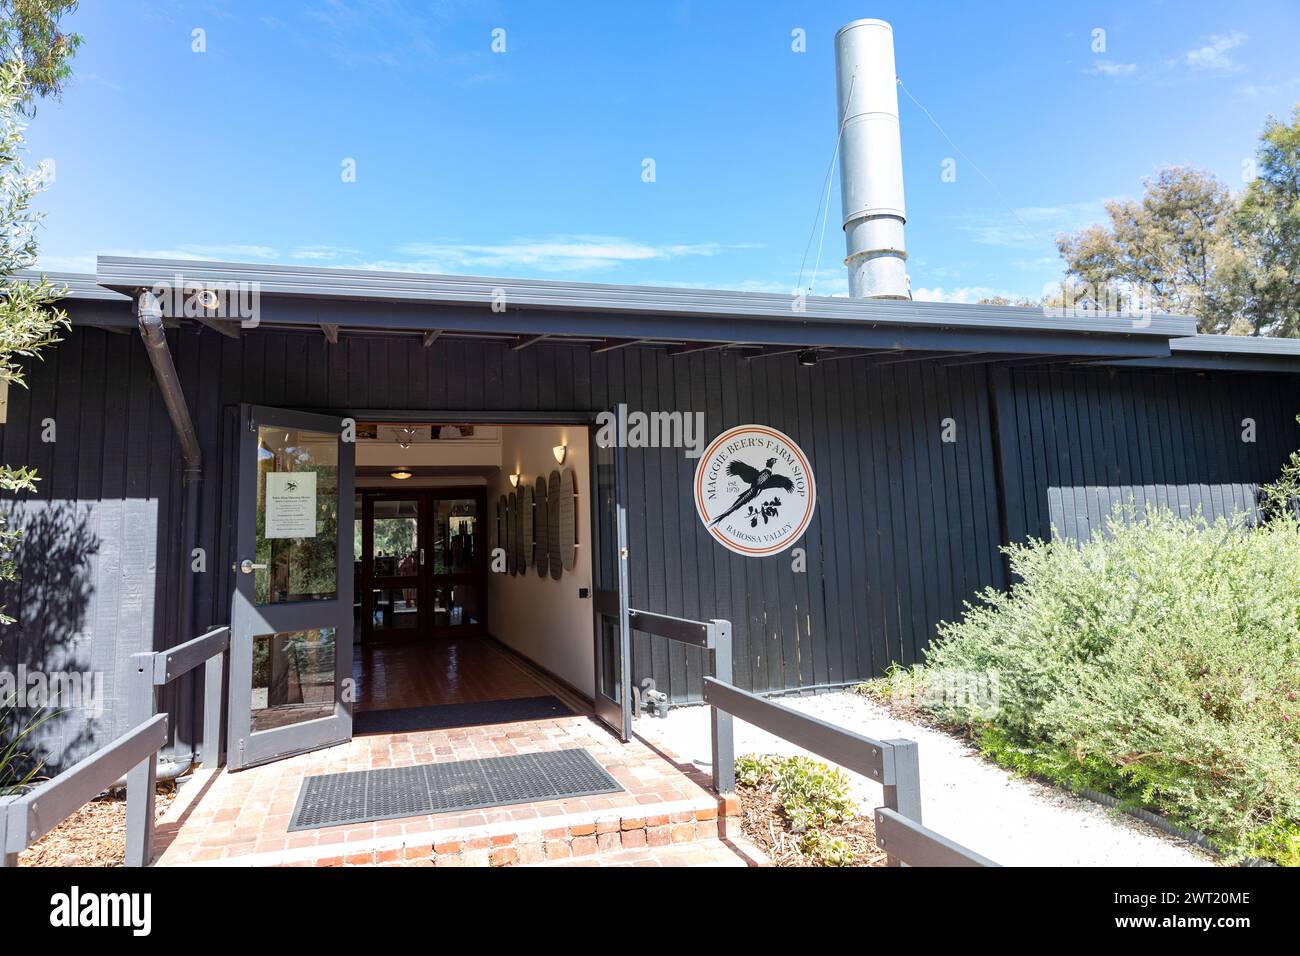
[153,714,754,867]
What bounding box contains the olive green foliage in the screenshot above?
[911,508,1300,863]
[1259,415,1300,519]
[0,0,80,109]
[0,1,78,625]
[1236,107,1300,336]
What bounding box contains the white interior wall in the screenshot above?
[487,425,594,698]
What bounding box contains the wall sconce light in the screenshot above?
[390,469,413,480]
[509,472,520,488]
[552,443,567,465]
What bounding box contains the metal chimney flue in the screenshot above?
[835,19,909,299]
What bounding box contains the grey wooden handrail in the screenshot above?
[701,675,996,868]
[0,626,229,868]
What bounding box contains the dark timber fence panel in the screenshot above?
[5,326,1300,768]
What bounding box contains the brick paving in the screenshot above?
[153,714,758,867]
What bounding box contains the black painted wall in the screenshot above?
[2,325,1297,767]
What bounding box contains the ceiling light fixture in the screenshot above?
[797,349,818,367]
[390,469,413,480]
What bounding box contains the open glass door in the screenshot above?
[592,414,631,740]
[228,405,355,769]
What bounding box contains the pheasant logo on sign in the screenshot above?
[694,425,815,556]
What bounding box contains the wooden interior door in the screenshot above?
[357,488,487,642]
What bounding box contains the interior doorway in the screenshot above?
[346,419,598,734]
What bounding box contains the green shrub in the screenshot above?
[919,508,1300,863]
[769,755,857,832]
[800,829,854,866]
[734,753,858,864]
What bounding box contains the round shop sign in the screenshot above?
[694,424,816,557]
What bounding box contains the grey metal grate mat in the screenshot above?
[288,748,623,831]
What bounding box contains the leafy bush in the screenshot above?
[917,508,1300,863]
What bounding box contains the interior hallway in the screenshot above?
[352,635,582,713]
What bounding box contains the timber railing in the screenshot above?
[634,609,996,867]
[0,625,229,868]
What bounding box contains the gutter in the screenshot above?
[135,290,205,767]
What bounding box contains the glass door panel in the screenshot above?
[427,490,486,637]
[250,628,339,732]
[229,406,354,770]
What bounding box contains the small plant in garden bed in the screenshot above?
[872,506,1300,865]
[1,698,54,796]
[733,753,886,867]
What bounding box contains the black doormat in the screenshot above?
[353,695,572,735]
[288,748,623,831]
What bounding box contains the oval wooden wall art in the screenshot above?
[506,492,517,575]
[496,495,506,567]
[558,467,578,572]
[514,487,525,572]
[547,470,562,580]
[520,484,534,569]
[534,476,549,577]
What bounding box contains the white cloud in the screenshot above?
[389,235,755,274]
[1085,60,1137,77]
[34,253,96,273]
[1184,31,1247,72]
[959,200,1110,249]
[912,286,1026,305]
[290,244,360,262]
[104,244,281,261]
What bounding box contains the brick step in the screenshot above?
[529,837,763,867]
[218,795,742,867]
[425,803,728,867]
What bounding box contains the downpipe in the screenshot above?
[136,290,206,770]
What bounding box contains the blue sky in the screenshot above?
[25,0,1300,302]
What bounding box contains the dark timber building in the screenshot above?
[2,257,1299,771]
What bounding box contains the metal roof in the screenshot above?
[28,257,1300,371]
[91,255,1194,338]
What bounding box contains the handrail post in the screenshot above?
[708,620,735,794]
[125,652,159,867]
[200,648,225,768]
[0,794,20,867]
[881,738,921,867]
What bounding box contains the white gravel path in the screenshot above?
[633,691,1215,867]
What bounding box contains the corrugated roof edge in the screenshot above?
[16,269,129,300]
[91,255,1197,339]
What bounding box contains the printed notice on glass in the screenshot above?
[265,471,317,538]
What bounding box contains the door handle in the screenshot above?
[239,559,268,574]
[419,548,425,566]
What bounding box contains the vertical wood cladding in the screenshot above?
[3,325,1297,767]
